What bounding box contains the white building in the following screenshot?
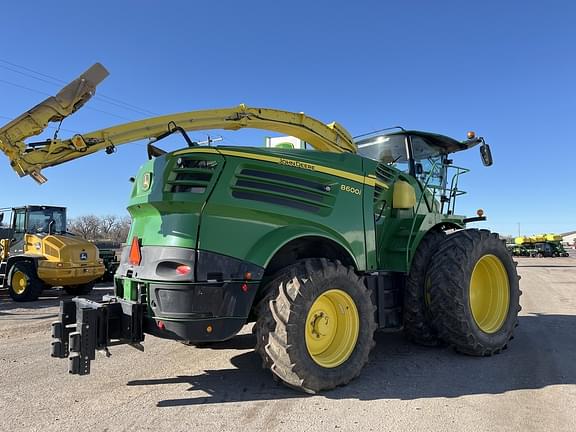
[561,231,576,247]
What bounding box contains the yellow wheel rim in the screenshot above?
[11,271,28,295]
[469,254,510,333]
[305,289,359,368]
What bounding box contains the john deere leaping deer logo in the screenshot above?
[80,252,88,261]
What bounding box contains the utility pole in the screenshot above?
[197,135,223,147]
[517,222,521,237]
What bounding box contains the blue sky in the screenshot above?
[1,1,574,236]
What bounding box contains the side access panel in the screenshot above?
[197,150,368,270]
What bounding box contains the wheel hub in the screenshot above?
[310,311,332,338]
[12,271,28,295]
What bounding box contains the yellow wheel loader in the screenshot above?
[0,206,105,301]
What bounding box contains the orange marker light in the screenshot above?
[477,209,484,217]
[129,236,142,265]
[467,131,476,139]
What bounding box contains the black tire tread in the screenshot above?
[403,230,446,346]
[427,229,521,356]
[255,258,376,393]
[8,261,44,302]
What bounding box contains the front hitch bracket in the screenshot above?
[51,296,145,375]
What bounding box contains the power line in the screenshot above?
[0,62,156,117]
[0,78,51,96]
[0,113,80,134]
[0,78,133,121]
[97,92,158,117]
[0,59,158,117]
[0,63,62,87]
[0,59,64,85]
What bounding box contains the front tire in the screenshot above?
[255,259,376,393]
[427,229,521,356]
[8,261,44,302]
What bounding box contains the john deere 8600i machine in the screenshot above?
[0,205,104,301]
[0,64,520,392]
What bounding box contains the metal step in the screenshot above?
[0,262,6,286]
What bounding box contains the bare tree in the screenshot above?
[100,215,118,238]
[68,214,131,244]
[109,216,131,243]
[68,215,101,241]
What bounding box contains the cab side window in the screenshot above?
[14,211,25,233]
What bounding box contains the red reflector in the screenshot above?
[129,236,141,265]
[176,265,191,275]
[241,283,249,293]
[157,320,165,330]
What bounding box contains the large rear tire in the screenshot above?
[427,229,521,356]
[255,259,376,393]
[403,230,446,346]
[8,261,44,302]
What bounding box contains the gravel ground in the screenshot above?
[1,256,575,432]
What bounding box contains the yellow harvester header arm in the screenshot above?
[0,63,356,184]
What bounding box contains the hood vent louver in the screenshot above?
[232,168,334,214]
[166,158,219,194]
[375,163,395,185]
[374,163,395,208]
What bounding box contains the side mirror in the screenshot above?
[0,213,3,225]
[480,142,493,166]
[415,163,423,175]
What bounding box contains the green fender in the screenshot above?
[245,224,360,272]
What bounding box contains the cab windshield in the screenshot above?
[356,130,480,215]
[27,208,66,234]
[356,134,410,173]
[355,133,445,179]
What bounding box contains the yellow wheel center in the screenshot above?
[305,289,359,368]
[469,254,510,333]
[12,271,28,295]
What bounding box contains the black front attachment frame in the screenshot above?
[51,296,146,375]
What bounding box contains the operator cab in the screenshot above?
[0,206,67,254]
[356,130,490,176]
[12,206,67,236]
[356,130,492,214]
